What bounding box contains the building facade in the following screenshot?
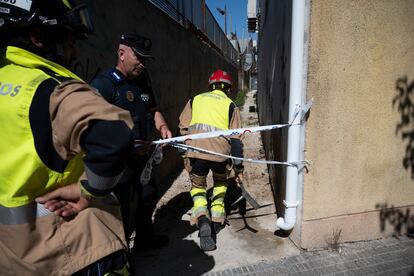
[257,0,414,248]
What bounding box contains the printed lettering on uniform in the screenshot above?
[141,93,149,102]
[0,0,32,12]
[203,93,223,100]
[0,82,22,97]
[11,85,21,96]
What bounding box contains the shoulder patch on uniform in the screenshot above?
[110,70,123,83]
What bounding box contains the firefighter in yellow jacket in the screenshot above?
[0,1,135,275]
[179,69,244,251]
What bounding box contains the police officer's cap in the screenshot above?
[120,34,154,60]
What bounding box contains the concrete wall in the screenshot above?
[258,0,414,249]
[301,0,414,248]
[74,0,238,193]
[75,0,238,134]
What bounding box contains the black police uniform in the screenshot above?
[91,68,156,140]
[90,67,158,244]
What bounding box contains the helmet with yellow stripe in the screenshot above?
[208,69,233,93]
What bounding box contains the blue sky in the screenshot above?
[205,0,256,40]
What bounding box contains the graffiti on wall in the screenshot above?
[376,203,414,236]
[393,76,414,178]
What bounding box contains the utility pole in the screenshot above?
[216,4,227,35]
[229,12,232,34]
[224,4,227,35]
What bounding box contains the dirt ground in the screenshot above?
[132,90,299,275]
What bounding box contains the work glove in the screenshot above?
[233,164,244,184]
[175,142,187,158]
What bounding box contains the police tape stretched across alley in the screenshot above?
[139,100,312,185]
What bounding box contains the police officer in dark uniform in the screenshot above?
[90,33,172,251]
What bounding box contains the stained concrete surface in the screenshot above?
[206,236,414,276]
[131,90,300,275]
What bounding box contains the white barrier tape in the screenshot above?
[152,123,297,145]
[151,100,314,146]
[142,101,313,182]
[289,104,301,125]
[170,142,309,169]
[301,99,313,123]
[140,144,163,185]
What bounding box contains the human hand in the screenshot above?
[160,125,172,139]
[35,183,90,218]
[235,172,243,184]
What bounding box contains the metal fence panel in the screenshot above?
[148,0,238,63]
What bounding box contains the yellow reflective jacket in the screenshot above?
[0,46,84,208]
[190,89,233,130]
[179,89,242,163]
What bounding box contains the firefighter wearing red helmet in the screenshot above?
[179,69,244,251]
[208,69,233,86]
[0,0,133,275]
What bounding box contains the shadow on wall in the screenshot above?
[375,203,414,237]
[393,76,414,178]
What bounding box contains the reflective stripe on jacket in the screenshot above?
[0,46,84,208]
[0,46,127,275]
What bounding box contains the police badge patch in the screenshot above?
[141,93,149,102]
[126,91,134,102]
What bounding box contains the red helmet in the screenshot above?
[208,69,233,86]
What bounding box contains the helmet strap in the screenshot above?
[44,41,66,65]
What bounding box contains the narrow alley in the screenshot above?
[132,90,414,276]
[133,89,299,275]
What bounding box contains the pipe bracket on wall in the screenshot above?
[283,200,299,208]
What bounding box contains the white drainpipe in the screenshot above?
[276,0,307,231]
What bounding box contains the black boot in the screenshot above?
[197,216,216,251]
[212,221,226,235]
